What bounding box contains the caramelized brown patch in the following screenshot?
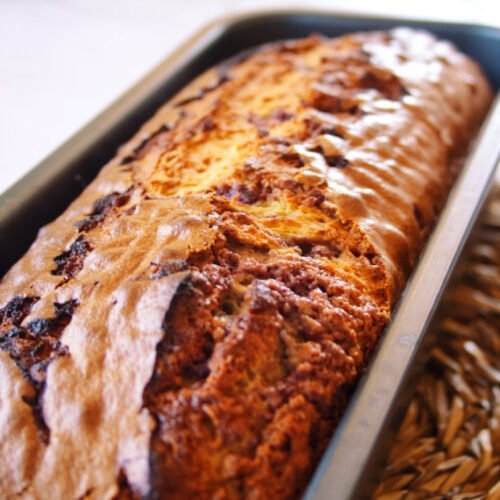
[51,236,93,281]
[308,145,349,168]
[302,118,345,140]
[113,469,140,500]
[174,74,231,108]
[310,83,361,116]
[0,296,39,328]
[76,191,131,233]
[359,69,407,100]
[0,299,78,443]
[120,124,172,165]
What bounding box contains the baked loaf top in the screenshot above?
[0,29,492,499]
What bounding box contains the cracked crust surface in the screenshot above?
[0,29,493,499]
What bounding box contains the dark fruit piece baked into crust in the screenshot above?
[0,28,492,499]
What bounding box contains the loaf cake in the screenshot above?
[0,28,493,499]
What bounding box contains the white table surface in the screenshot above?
[1,0,498,196]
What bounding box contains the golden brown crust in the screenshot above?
[0,29,493,499]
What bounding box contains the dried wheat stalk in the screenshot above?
[374,182,500,500]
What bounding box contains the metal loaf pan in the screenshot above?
[0,9,499,500]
